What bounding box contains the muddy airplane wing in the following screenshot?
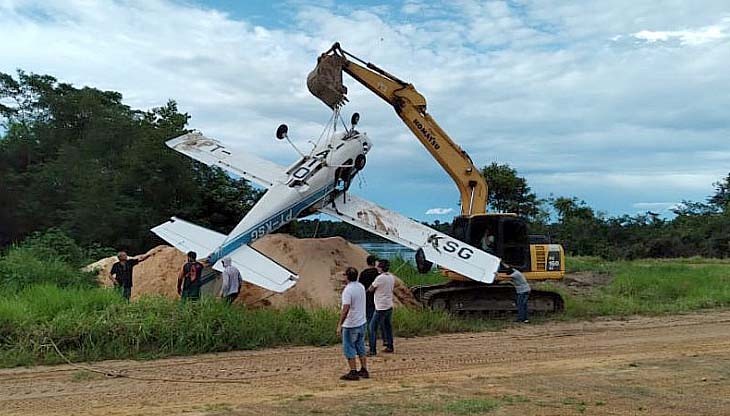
[166,132,286,189]
[320,195,500,284]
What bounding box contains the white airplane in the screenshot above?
[151,115,501,293]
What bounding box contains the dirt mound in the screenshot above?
[537,271,614,296]
[86,234,418,308]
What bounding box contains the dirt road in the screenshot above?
[2,311,730,415]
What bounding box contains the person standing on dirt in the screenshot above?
[178,251,204,301]
[368,259,395,355]
[504,263,531,323]
[337,267,369,381]
[358,255,379,324]
[219,257,242,305]
[110,251,151,301]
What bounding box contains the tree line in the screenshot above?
[1,71,727,259]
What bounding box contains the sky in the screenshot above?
[1,0,729,221]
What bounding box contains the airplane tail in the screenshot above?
[151,217,298,293]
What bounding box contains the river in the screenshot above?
[355,241,416,263]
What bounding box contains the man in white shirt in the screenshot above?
[368,259,395,355]
[219,257,242,305]
[336,267,369,381]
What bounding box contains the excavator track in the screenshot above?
[412,282,564,316]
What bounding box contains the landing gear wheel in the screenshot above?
[415,248,433,273]
[354,154,366,170]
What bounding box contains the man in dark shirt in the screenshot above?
[358,255,379,323]
[110,251,151,301]
[178,251,205,301]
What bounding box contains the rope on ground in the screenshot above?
[43,338,267,385]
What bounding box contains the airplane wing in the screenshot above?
[167,132,287,189]
[151,217,297,293]
[319,195,500,284]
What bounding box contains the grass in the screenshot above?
[390,257,448,287]
[1,237,729,368]
[554,256,730,317]
[0,284,498,368]
[443,398,500,414]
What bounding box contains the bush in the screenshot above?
[18,228,114,267]
[0,246,98,291]
[0,228,108,292]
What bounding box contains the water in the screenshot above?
[356,242,416,263]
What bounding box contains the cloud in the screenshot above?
[632,17,730,45]
[632,202,681,212]
[426,208,454,215]
[1,0,728,220]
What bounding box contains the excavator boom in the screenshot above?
[308,43,487,216]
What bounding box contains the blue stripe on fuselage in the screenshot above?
[209,184,335,264]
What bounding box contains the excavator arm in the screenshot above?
[307,43,487,215]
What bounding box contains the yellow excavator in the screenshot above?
[307,43,565,314]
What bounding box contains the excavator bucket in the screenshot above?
[307,53,349,109]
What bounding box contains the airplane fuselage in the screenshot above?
[208,130,371,264]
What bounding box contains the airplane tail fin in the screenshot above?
[151,217,298,293]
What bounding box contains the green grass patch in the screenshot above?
[390,257,448,287]
[0,285,497,368]
[443,398,500,414]
[561,258,730,317]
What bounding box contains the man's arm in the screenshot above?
[109,264,118,284]
[134,253,151,262]
[177,266,186,295]
[368,276,381,293]
[336,304,350,337]
[220,271,229,297]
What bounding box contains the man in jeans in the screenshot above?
[368,259,395,355]
[504,263,531,323]
[336,267,369,381]
[358,255,379,325]
[177,251,204,301]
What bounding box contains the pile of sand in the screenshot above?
[86,234,418,308]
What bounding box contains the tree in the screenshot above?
[0,70,260,251]
[550,197,595,222]
[708,172,730,213]
[480,162,544,221]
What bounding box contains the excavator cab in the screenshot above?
[451,214,531,272]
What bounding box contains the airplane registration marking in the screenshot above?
[209,183,336,263]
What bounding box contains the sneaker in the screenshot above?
[522,319,530,324]
[340,370,360,381]
[357,368,370,379]
[367,351,377,357]
[383,347,394,353]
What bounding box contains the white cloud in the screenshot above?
[632,17,730,45]
[632,202,681,212]
[426,208,454,215]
